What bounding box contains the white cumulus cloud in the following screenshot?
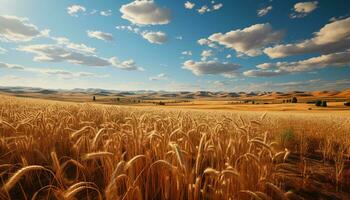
[197,38,218,48]
[0,62,108,79]
[0,15,47,42]
[120,0,170,25]
[87,30,114,41]
[0,62,25,70]
[213,3,223,10]
[201,50,213,61]
[264,17,350,58]
[208,23,284,56]
[100,10,112,16]
[142,31,167,44]
[120,60,144,71]
[116,25,140,34]
[52,37,96,54]
[182,51,192,56]
[243,69,286,77]
[244,50,350,77]
[184,1,195,9]
[17,41,142,71]
[197,5,210,14]
[290,1,318,18]
[18,44,111,66]
[149,73,168,81]
[116,25,167,45]
[183,60,240,77]
[257,6,272,17]
[67,5,86,17]
[196,3,223,14]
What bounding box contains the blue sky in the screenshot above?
[0,0,349,91]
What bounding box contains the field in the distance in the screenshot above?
[1,95,350,200]
[1,87,349,114]
[137,100,350,113]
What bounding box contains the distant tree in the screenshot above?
[116,97,120,102]
[315,100,322,107]
[282,100,286,103]
[345,102,350,106]
[321,101,327,107]
[93,96,96,101]
[252,101,255,104]
[291,97,297,103]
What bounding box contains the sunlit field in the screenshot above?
[1,95,350,200]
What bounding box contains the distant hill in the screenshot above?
[311,90,339,97]
[335,89,350,97]
[194,91,214,97]
[160,93,179,98]
[37,89,57,94]
[0,86,349,99]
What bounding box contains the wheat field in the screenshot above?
[0,95,350,200]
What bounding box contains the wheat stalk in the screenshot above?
[2,165,47,192]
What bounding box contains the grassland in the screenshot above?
[0,95,350,199]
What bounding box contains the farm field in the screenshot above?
[136,100,350,114]
[1,95,350,200]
